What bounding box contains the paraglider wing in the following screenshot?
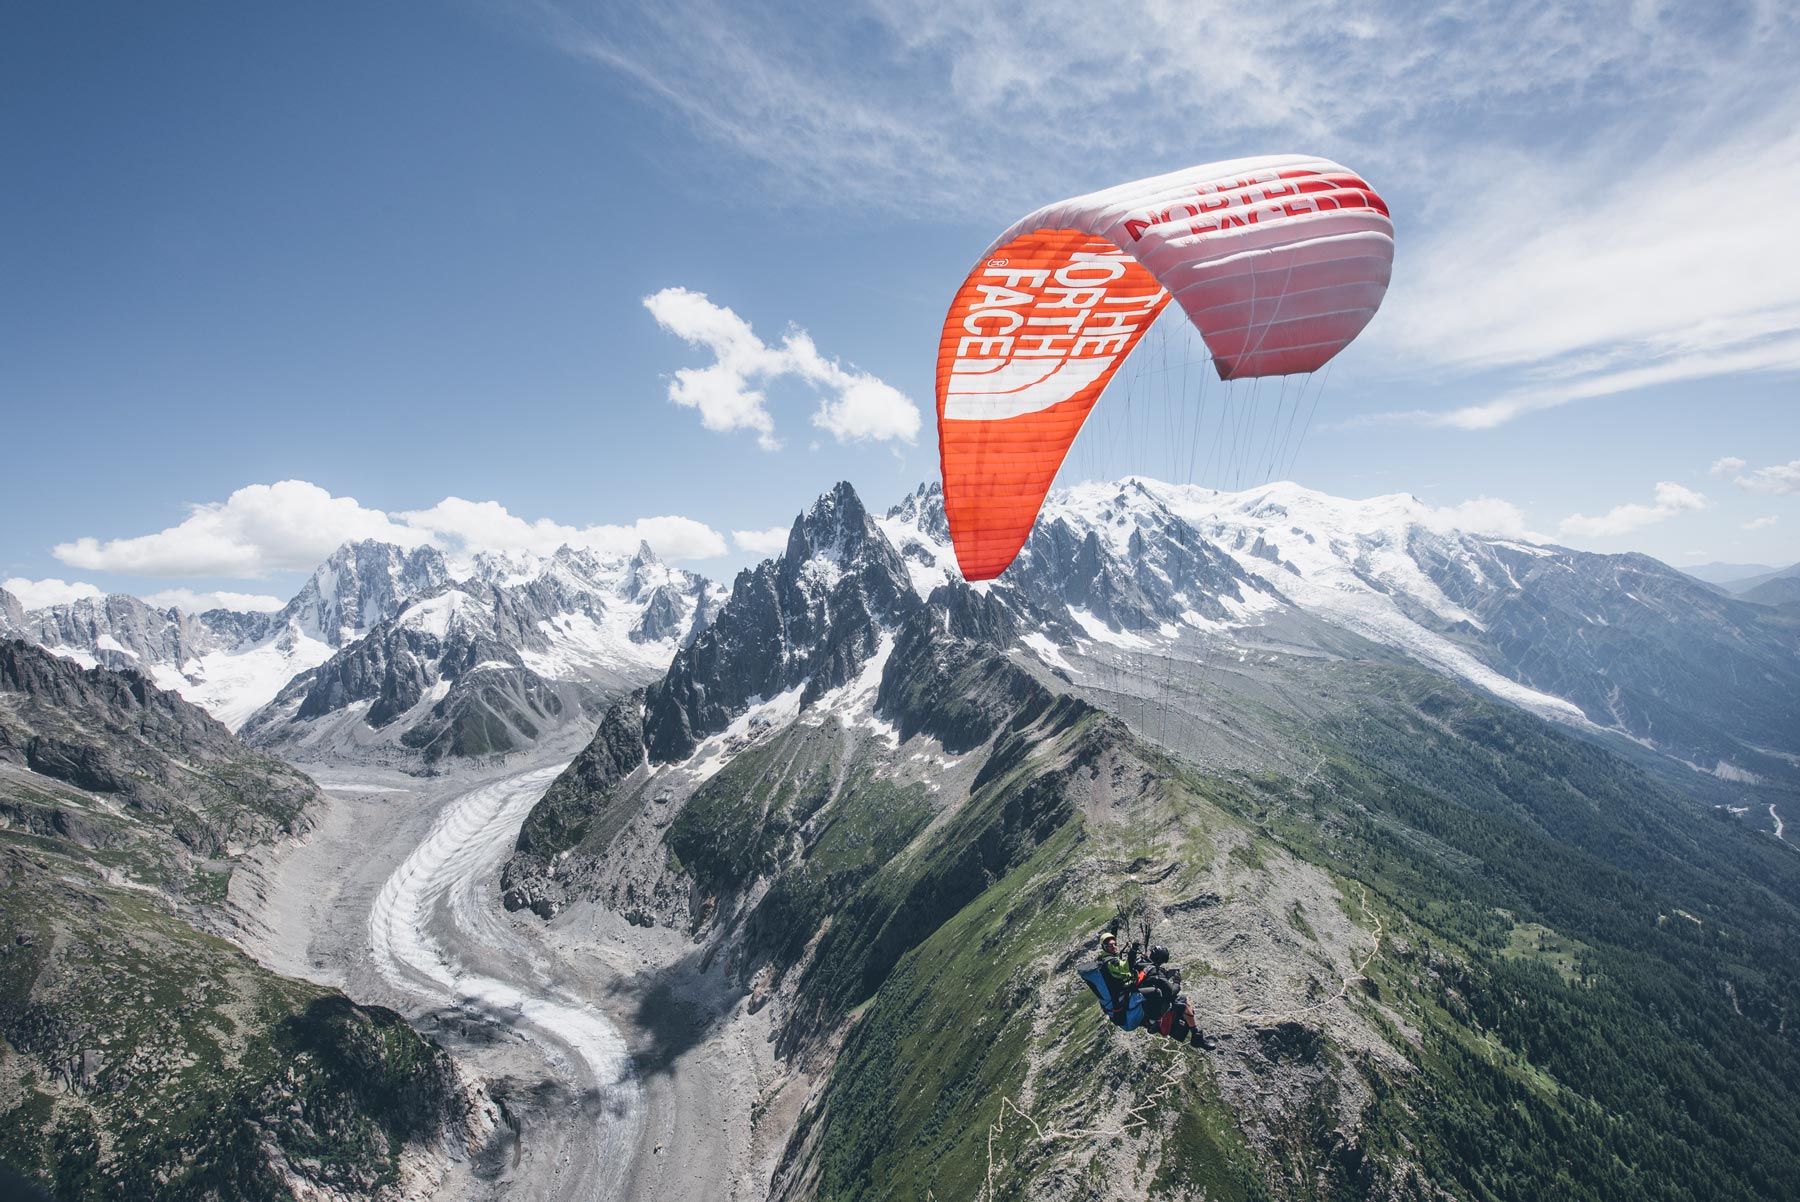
[935,154,1393,582]
[1077,966,1146,1031]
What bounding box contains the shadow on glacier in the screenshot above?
[593,942,748,1078]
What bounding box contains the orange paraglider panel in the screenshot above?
[934,155,1393,580]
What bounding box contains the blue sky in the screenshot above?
[3,1,1797,611]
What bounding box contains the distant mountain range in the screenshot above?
[2,541,452,728]
[4,482,1795,784]
[1681,560,1780,587]
[1727,562,1800,606]
[243,542,720,764]
[881,479,1800,788]
[2,539,721,764]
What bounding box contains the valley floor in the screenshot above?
[226,738,775,1202]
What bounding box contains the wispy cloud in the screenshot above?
[1402,333,1800,430]
[544,1,1788,214]
[53,480,729,578]
[1374,123,1800,428]
[1731,459,1800,495]
[1559,481,1709,539]
[1743,515,1779,531]
[1711,456,1747,477]
[643,287,920,450]
[543,1,1800,425]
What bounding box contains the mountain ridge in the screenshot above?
[497,477,1800,1202]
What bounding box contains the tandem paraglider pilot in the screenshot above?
[1078,931,1215,1049]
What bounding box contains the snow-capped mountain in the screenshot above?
[241,542,720,763]
[5,541,453,729]
[882,478,1800,784]
[263,540,451,647]
[641,482,915,762]
[503,472,1800,942]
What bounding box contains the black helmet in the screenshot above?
[1150,945,1171,966]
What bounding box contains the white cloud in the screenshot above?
[3,577,104,609]
[626,515,730,560]
[1559,482,1709,539]
[1415,497,1534,540]
[732,525,791,556]
[53,481,427,577]
[396,498,727,561]
[52,481,730,581]
[1710,456,1747,477]
[141,588,286,614]
[1742,515,1779,531]
[1732,460,1800,495]
[643,288,920,449]
[642,287,783,449]
[809,365,922,443]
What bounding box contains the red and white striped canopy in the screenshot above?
[935,154,1394,581]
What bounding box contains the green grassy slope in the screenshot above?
[0,834,467,1200]
[0,644,472,1199]
[749,656,1800,1201]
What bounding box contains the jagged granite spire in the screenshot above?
[641,481,917,762]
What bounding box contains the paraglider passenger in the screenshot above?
[1097,931,1141,997]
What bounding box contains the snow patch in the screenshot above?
[1020,632,1075,673]
[1068,608,1150,649]
[804,635,900,748]
[94,633,136,659]
[46,645,99,670]
[400,590,476,639]
[178,628,337,730]
[684,685,808,783]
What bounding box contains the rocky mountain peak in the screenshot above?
[783,480,878,567]
[272,539,450,646]
[885,481,950,542]
[640,481,917,763]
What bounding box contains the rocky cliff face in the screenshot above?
[640,482,916,763]
[0,588,24,635]
[0,639,317,861]
[270,540,452,646]
[18,591,222,676]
